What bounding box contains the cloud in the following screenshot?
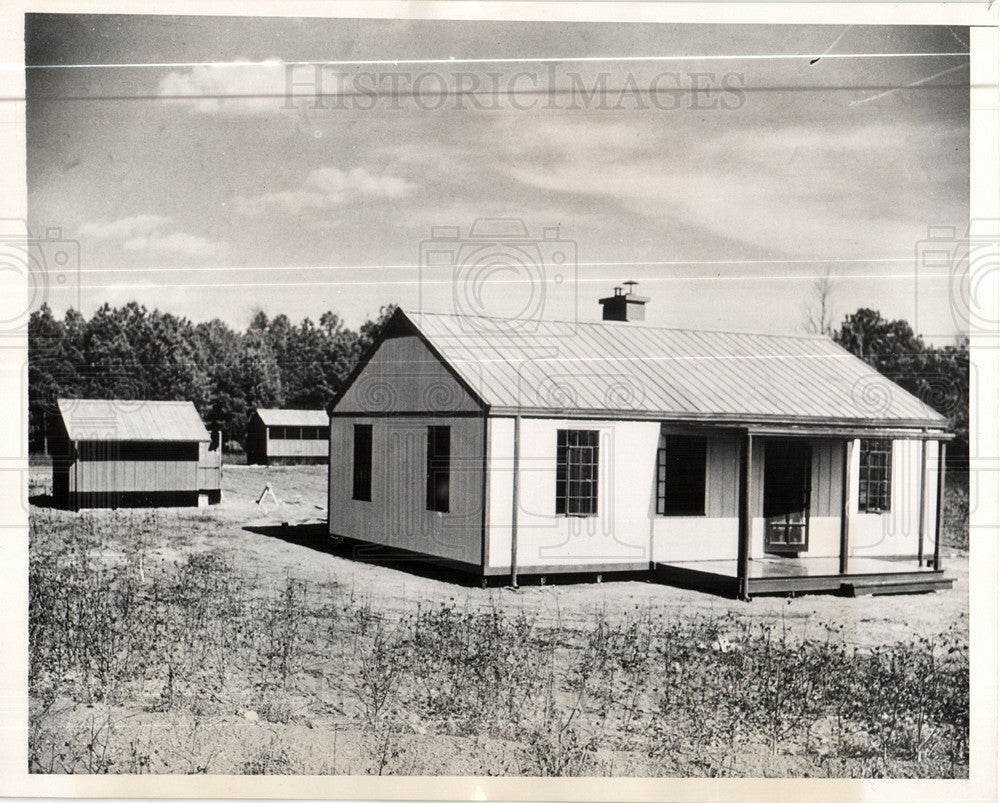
[233,166,417,217]
[158,59,294,116]
[495,116,950,258]
[77,215,224,258]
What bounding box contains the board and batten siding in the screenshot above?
[265,437,328,460]
[848,438,937,559]
[328,416,485,568]
[74,455,198,493]
[335,334,482,416]
[487,418,657,573]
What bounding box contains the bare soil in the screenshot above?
[28,465,969,777]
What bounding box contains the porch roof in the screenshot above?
[396,310,948,431]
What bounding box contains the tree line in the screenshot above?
[27,302,395,452]
[28,302,967,466]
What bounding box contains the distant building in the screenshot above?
[325,290,954,599]
[49,399,222,510]
[246,408,329,465]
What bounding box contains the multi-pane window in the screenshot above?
[555,429,599,516]
[426,426,451,512]
[656,434,707,516]
[270,425,327,440]
[352,424,373,501]
[858,438,892,513]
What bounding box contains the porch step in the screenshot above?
[843,575,954,597]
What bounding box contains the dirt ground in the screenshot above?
[28,464,970,776]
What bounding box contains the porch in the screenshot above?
[655,555,953,598]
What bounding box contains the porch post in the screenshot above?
[839,438,852,575]
[917,438,927,567]
[933,439,947,571]
[737,430,753,600]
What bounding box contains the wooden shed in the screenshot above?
[326,300,954,599]
[246,408,329,465]
[50,399,222,510]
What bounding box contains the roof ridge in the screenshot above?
[57,397,196,405]
[406,309,836,342]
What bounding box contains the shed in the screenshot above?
[326,296,954,599]
[246,408,329,465]
[50,399,222,509]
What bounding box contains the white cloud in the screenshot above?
[497,117,938,258]
[157,59,295,117]
[77,214,172,241]
[234,166,417,217]
[77,215,224,259]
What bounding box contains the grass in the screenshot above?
[28,507,969,777]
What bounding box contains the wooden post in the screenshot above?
[737,431,753,600]
[480,413,490,578]
[839,438,852,575]
[933,440,947,571]
[509,415,521,588]
[917,438,927,567]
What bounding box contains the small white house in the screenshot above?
[326,297,953,598]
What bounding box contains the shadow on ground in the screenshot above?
[242,522,658,590]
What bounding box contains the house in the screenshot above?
[50,399,222,510]
[246,408,330,465]
[325,290,954,598]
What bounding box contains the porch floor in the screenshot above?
[655,555,952,597]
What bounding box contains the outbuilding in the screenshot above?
[50,399,222,510]
[326,293,954,598]
[246,408,330,465]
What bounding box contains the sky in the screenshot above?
[25,16,970,341]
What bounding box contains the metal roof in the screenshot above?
[255,408,329,426]
[397,310,948,429]
[57,399,211,442]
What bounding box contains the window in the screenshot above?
[555,429,599,516]
[269,426,284,440]
[426,426,450,512]
[286,426,301,440]
[656,434,707,516]
[859,438,892,513]
[352,425,373,501]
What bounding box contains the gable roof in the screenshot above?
[255,408,329,427]
[335,309,947,430]
[57,399,211,442]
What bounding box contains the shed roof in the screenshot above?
[57,399,211,442]
[350,310,947,429]
[255,408,329,427]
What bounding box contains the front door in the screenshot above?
[763,441,812,554]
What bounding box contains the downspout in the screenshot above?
[510,415,521,588]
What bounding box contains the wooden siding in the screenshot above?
[334,334,481,415]
[197,441,222,492]
[265,438,328,459]
[328,415,485,566]
[705,435,740,518]
[75,456,197,493]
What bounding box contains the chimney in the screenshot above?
[598,280,649,322]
